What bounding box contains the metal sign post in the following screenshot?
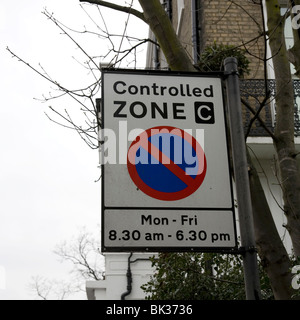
[224,57,261,300]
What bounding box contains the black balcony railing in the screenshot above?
[240,79,300,137]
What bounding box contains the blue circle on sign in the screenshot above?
[136,133,198,193]
[127,126,207,201]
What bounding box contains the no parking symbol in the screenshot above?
[127,126,207,201]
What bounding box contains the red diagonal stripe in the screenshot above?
[139,137,197,187]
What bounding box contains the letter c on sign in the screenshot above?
[197,105,212,121]
[113,81,126,94]
[194,102,215,124]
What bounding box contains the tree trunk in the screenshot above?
[265,0,300,257]
[247,149,293,299]
[138,0,196,72]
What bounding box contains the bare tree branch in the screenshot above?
[29,276,78,300]
[54,230,104,281]
[243,91,273,140]
[79,0,146,22]
[42,9,100,71]
[241,98,277,141]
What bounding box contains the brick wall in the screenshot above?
[169,0,268,134]
[171,0,265,79]
[201,0,265,79]
[199,0,267,132]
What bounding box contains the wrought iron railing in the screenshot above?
[240,79,300,137]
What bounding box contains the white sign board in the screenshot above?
[101,70,237,251]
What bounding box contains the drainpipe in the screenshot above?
[165,0,172,19]
[192,0,199,64]
[153,0,172,70]
[121,253,133,300]
[154,39,160,70]
[120,253,151,300]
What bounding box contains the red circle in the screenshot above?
[127,126,207,201]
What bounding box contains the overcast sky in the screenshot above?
[0,0,148,300]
